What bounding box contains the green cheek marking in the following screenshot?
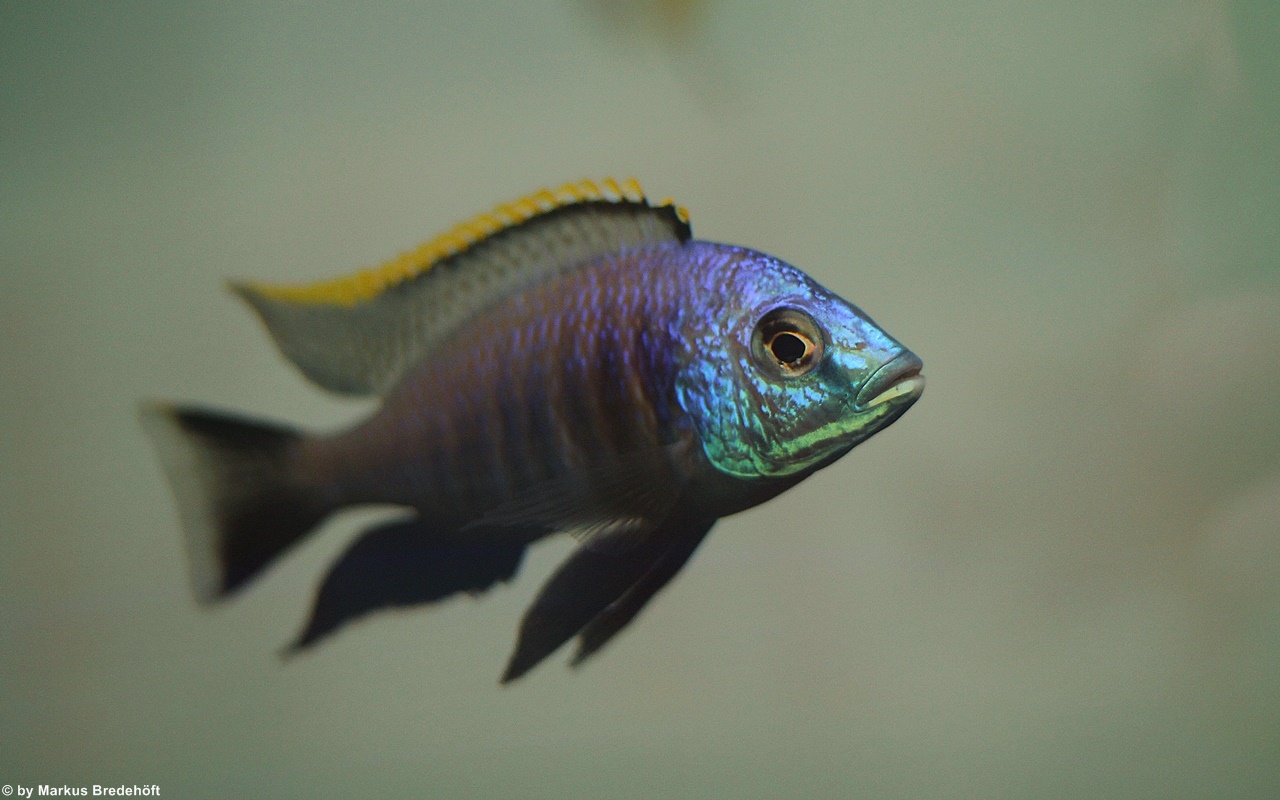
[680,363,894,480]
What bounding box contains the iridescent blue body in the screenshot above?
[142,183,923,683]
[309,241,917,525]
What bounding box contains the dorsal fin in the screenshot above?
[232,179,692,396]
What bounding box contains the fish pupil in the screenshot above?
[752,307,824,378]
[770,332,808,364]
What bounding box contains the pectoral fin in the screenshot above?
[467,442,692,543]
[500,514,715,684]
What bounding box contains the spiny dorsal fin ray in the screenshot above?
[232,179,692,396]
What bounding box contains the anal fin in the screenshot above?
[287,517,532,653]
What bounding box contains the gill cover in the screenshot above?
[675,253,914,479]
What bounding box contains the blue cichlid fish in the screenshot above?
[141,178,924,683]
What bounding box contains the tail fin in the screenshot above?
[140,402,330,603]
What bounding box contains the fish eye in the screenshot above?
[752,307,824,378]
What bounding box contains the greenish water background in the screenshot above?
[3,3,1277,797]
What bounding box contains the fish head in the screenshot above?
[675,246,924,480]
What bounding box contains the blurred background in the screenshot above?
[3,2,1277,797]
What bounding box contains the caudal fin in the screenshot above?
[140,402,330,603]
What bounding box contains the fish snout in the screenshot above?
[854,351,925,411]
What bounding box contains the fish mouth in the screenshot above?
[854,351,925,411]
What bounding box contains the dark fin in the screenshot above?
[287,518,528,653]
[571,520,714,667]
[233,179,692,396]
[139,402,328,603]
[500,515,715,684]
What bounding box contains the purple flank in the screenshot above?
[308,244,698,528]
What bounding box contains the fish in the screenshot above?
[140,178,924,683]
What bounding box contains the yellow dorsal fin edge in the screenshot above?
[239,178,691,307]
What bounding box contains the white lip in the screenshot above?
[862,374,925,408]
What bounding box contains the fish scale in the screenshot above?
[322,249,676,519]
[141,180,923,681]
